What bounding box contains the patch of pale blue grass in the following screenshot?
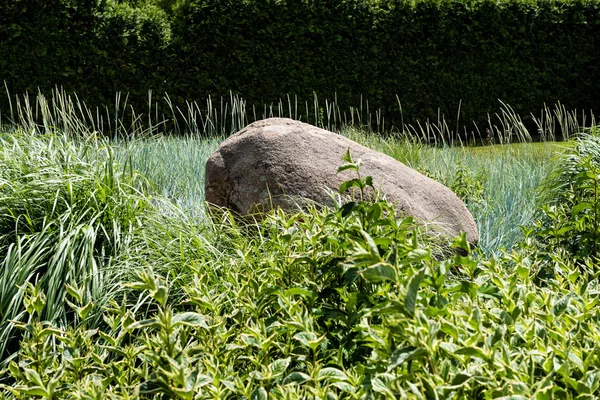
[113,135,223,219]
[472,157,551,255]
[338,128,559,254]
[415,144,557,255]
[115,128,558,255]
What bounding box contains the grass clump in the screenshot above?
[113,135,223,217]
[531,129,600,262]
[0,129,162,363]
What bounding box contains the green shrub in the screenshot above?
[3,153,600,397]
[2,0,599,132]
[94,0,172,99]
[0,129,157,363]
[2,118,600,397]
[169,0,600,130]
[0,0,101,99]
[0,0,172,115]
[532,131,600,262]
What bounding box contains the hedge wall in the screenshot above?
[0,0,172,116]
[1,0,599,132]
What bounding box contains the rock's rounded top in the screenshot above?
[205,118,479,244]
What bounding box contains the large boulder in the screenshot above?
[205,118,478,244]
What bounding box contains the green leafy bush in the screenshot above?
[0,129,158,363]
[0,0,172,114]
[533,132,600,261]
[2,144,600,398]
[0,0,101,100]
[4,180,600,397]
[94,0,172,99]
[2,0,600,131]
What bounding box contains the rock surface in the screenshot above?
[205,118,478,244]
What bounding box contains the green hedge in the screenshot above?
[0,0,171,116]
[1,0,599,132]
[0,0,100,99]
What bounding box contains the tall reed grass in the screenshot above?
[2,86,594,141]
[0,127,215,365]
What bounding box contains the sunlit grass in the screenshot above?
[113,135,222,218]
[3,90,600,397]
[111,128,563,255]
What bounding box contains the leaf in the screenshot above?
[572,202,593,216]
[361,229,380,256]
[406,248,430,263]
[451,232,471,253]
[477,284,502,300]
[192,374,212,388]
[552,295,571,317]
[241,334,261,348]
[333,381,356,393]
[575,171,597,182]
[449,373,472,387]
[454,347,488,360]
[337,163,358,173]
[23,368,45,388]
[269,358,291,377]
[568,351,584,373]
[574,395,595,400]
[340,201,357,217]
[317,367,348,382]
[405,268,426,315]
[124,281,154,292]
[76,302,94,320]
[293,332,313,347]
[293,332,324,351]
[172,312,208,328]
[65,284,82,303]
[343,266,361,285]
[341,148,353,164]
[371,374,396,397]
[39,327,63,338]
[339,178,363,194]
[284,287,314,299]
[585,370,600,392]
[21,388,48,397]
[387,346,428,372]
[440,323,459,339]
[421,376,438,400]
[251,386,267,400]
[362,263,397,283]
[127,318,160,330]
[153,286,168,307]
[439,342,459,354]
[98,331,116,346]
[283,371,310,385]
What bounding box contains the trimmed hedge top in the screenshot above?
[1,0,599,132]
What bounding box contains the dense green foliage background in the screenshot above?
[1,0,599,130]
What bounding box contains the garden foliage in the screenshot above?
[533,130,600,262]
[1,128,600,397]
[0,129,160,365]
[1,0,599,131]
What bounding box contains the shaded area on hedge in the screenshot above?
[1,0,599,133]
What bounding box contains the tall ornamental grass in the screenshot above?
[113,135,222,217]
[0,129,160,362]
